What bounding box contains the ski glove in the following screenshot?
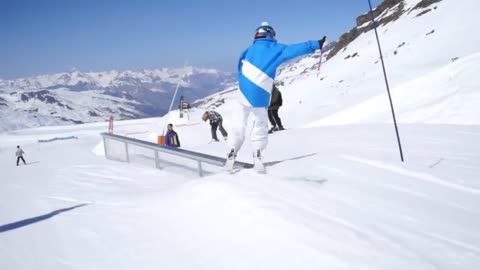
[319,36,326,50]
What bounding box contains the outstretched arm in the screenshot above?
[279,37,326,62]
[279,40,320,62]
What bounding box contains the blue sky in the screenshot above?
[1,0,383,79]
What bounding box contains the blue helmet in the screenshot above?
[254,22,276,39]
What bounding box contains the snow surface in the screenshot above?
[1,0,480,269]
[1,113,479,270]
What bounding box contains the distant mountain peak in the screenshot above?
[0,66,236,131]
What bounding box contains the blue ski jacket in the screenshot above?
[238,37,320,107]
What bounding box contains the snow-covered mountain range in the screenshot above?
[0,67,236,131]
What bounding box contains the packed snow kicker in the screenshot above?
[1,0,480,269]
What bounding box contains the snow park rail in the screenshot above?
[100,132,253,177]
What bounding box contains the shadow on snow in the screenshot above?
[0,203,88,233]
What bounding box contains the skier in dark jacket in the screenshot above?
[16,145,26,166]
[202,110,228,142]
[268,85,284,133]
[165,123,180,147]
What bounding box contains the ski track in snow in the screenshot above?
[342,154,480,194]
[220,169,478,268]
[45,196,131,207]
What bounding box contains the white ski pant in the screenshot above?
[228,101,269,153]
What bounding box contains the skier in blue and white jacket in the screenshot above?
[227,22,326,171]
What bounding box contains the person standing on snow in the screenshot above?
[202,110,228,142]
[165,123,180,147]
[226,22,326,172]
[268,84,284,133]
[16,145,26,166]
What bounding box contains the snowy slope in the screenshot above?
[270,0,480,127]
[306,52,480,126]
[1,0,479,269]
[1,112,479,270]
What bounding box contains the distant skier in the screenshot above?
[202,110,228,142]
[268,84,284,133]
[165,123,180,147]
[226,21,326,172]
[16,145,26,166]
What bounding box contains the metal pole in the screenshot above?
[317,48,325,78]
[103,137,109,159]
[368,0,405,162]
[198,160,203,177]
[155,150,161,169]
[162,61,188,136]
[167,72,184,116]
[125,142,130,163]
